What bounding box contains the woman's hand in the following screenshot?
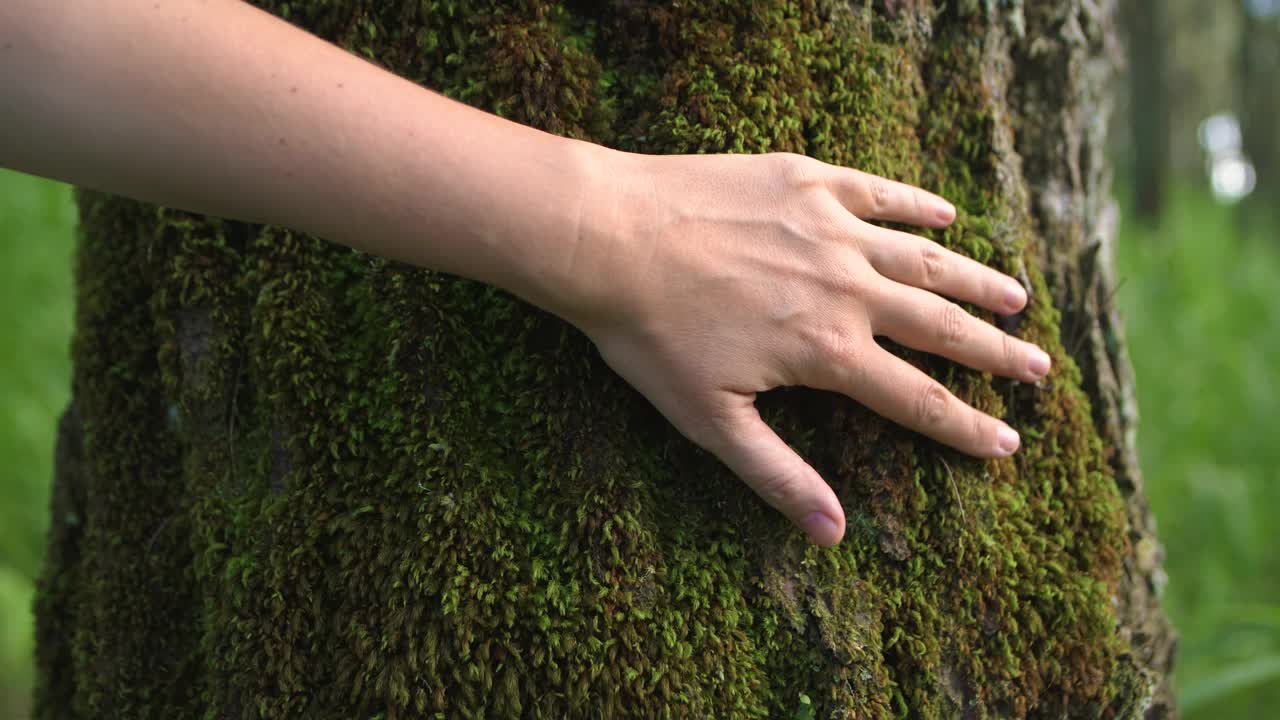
[564,151,1050,547]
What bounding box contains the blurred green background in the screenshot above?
[0,171,75,720]
[1,2,1277,717]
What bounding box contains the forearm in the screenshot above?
[0,0,609,312]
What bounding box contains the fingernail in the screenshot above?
[997,424,1021,455]
[1028,348,1051,378]
[1005,283,1028,310]
[936,200,956,224]
[802,512,840,545]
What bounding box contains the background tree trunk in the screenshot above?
[1240,5,1280,226]
[34,1,1176,717]
[1121,0,1171,222]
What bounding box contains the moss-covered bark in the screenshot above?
[34,1,1174,717]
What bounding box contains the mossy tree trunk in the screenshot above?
[34,1,1175,717]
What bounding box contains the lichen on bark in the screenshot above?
[34,1,1174,718]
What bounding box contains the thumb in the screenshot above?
[702,396,846,546]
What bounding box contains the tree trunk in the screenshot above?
[1121,0,1171,222]
[34,1,1176,717]
[1240,7,1280,225]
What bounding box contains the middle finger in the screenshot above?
[869,281,1050,382]
[860,223,1028,315]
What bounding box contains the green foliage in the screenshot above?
[0,170,75,720]
[0,172,74,580]
[792,692,816,720]
[1116,184,1280,718]
[0,564,36,719]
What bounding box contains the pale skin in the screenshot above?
[1,0,1050,547]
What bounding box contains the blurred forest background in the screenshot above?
[1,2,1277,717]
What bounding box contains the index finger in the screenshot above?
[825,167,956,228]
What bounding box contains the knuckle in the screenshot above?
[774,152,822,189]
[869,178,892,212]
[915,381,950,428]
[809,247,870,302]
[814,326,859,366]
[753,466,805,509]
[920,243,945,284]
[971,408,988,446]
[812,327,867,388]
[939,302,967,347]
[1001,332,1019,372]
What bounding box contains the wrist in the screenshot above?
[514,139,650,328]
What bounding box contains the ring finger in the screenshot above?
[815,342,1020,458]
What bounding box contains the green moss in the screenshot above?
[32,195,199,717]
[35,1,1146,718]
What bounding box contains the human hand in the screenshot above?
[564,151,1049,547]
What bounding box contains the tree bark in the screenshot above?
[34,1,1176,717]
